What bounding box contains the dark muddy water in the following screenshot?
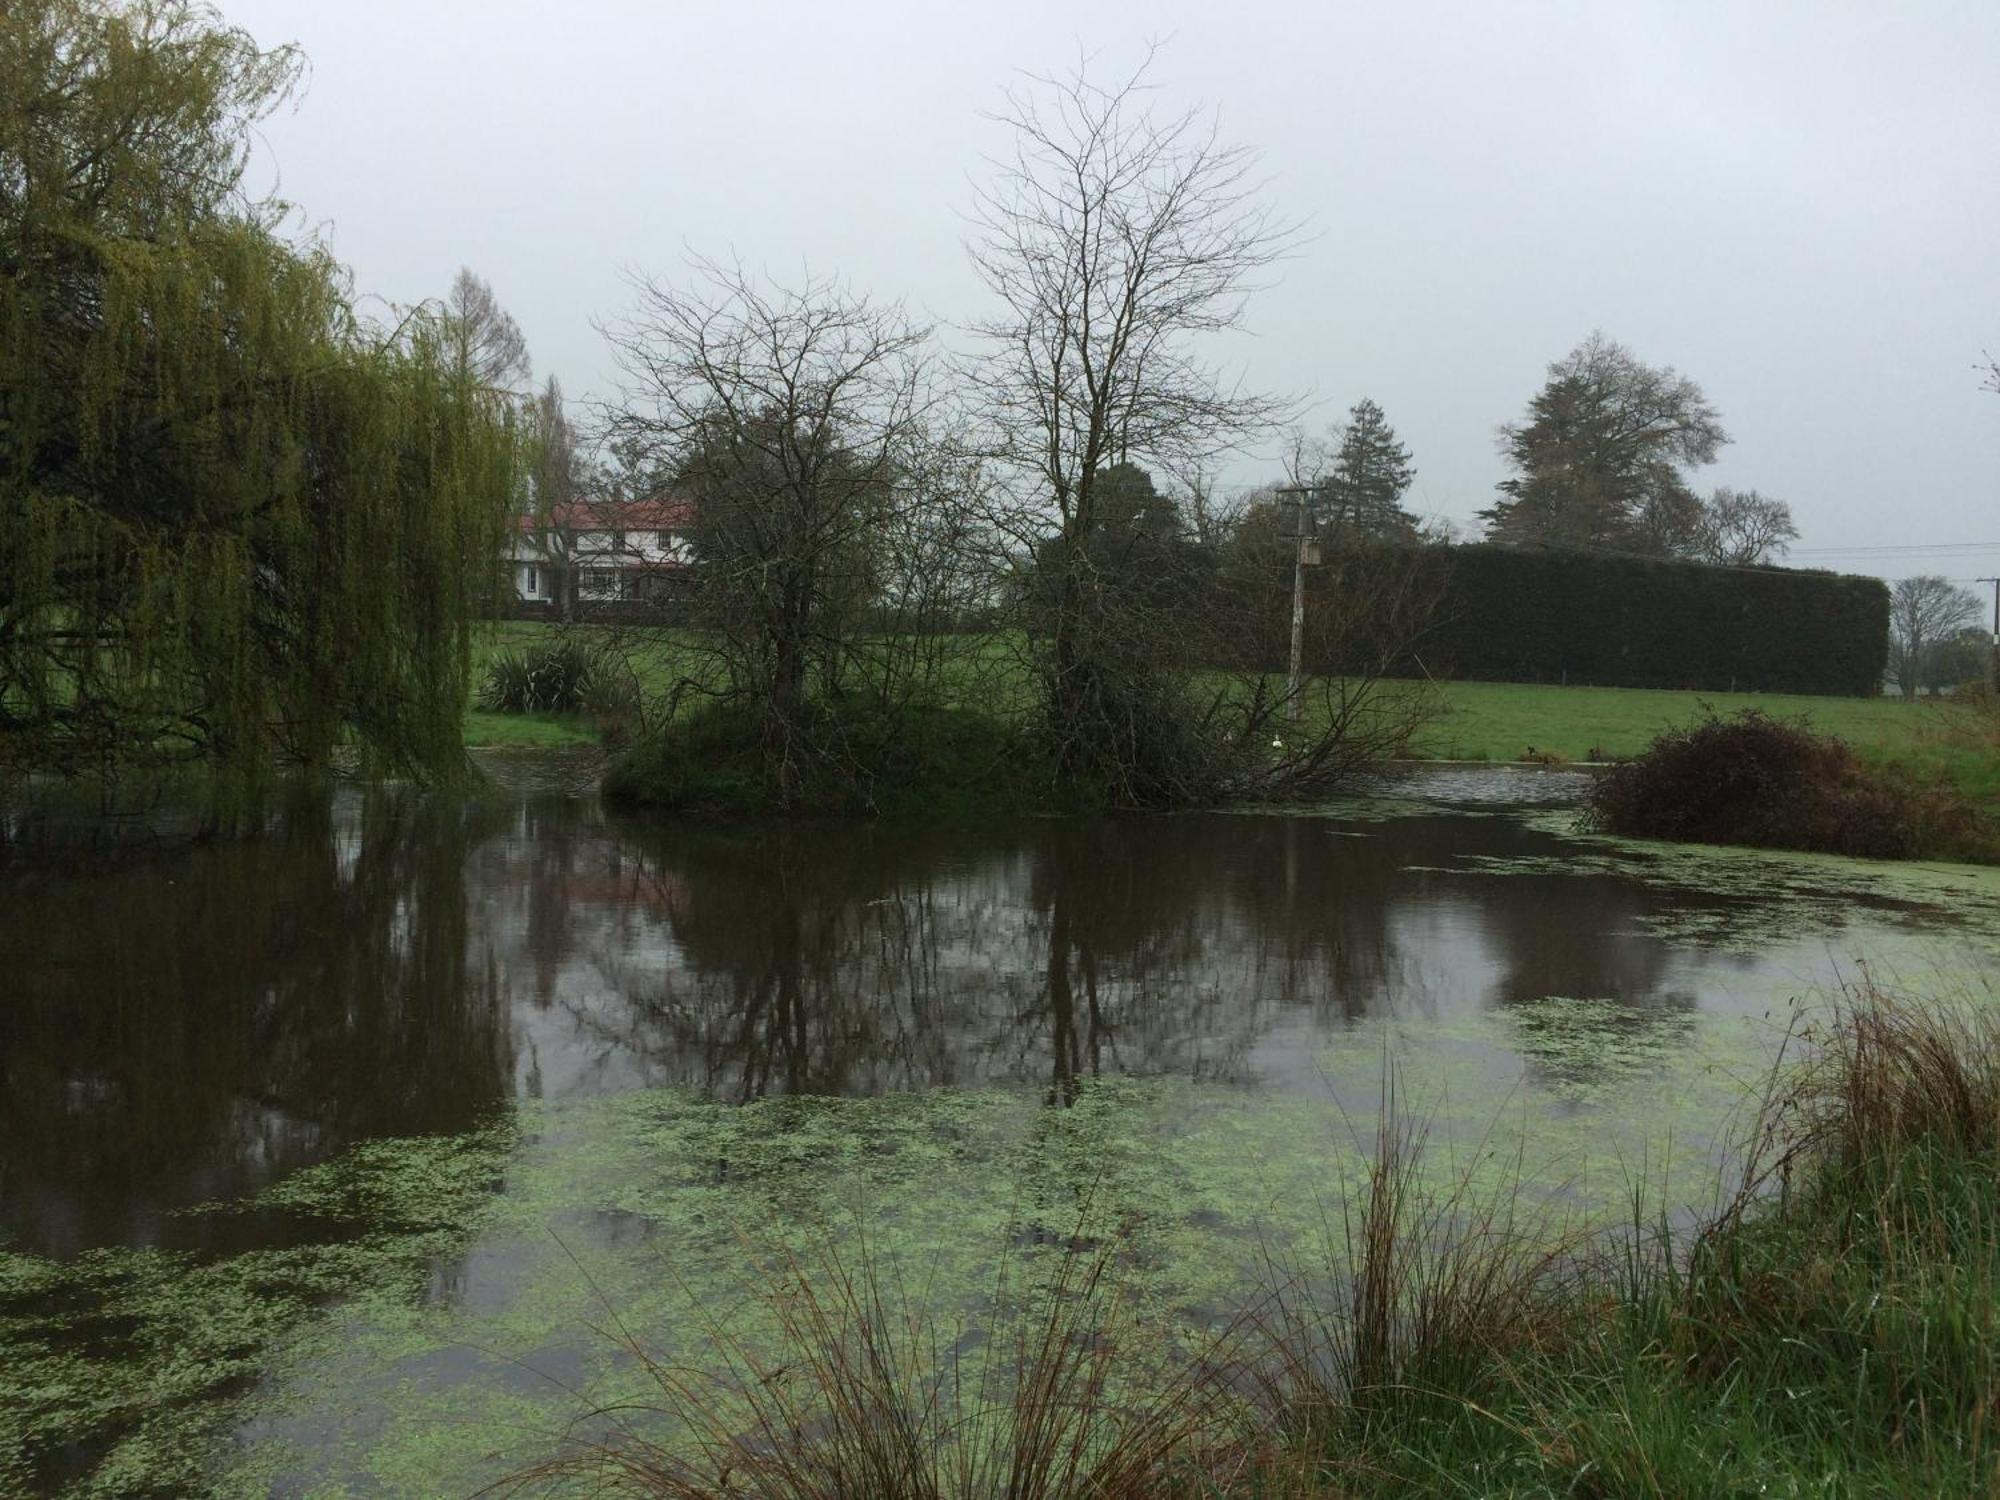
[0,765,1989,1261]
[3,761,1996,1493]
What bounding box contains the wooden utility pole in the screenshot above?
[1274,485,1322,723]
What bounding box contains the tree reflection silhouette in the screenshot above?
[1,791,1786,1258]
[0,790,513,1255]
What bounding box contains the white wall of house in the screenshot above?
[508,528,693,603]
[571,529,694,566]
[507,536,553,601]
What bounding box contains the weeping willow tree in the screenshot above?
[0,0,517,802]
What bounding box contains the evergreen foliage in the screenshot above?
[480,637,599,714]
[1482,333,1727,556]
[1321,398,1418,537]
[1430,545,1889,694]
[1219,538,1887,696]
[1023,463,1210,622]
[0,0,518,798]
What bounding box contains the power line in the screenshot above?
[1789,542,2000,557]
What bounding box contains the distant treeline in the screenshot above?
[1324,545,1889,696]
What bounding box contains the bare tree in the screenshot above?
[1157,454,1233,550]
[525,374,582,617]
[966,50,1307,804]
[1889,575,1981,698]
[1209,507,1450,780]
[1695,487,1799,566]
[528,375,579,508]
[442,267,531,395]
[600,257,972,805]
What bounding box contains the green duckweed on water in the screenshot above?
[1410,805,2000,954]
[6,792,1999,1495]
[227,998,1813,1495]
[0,1123,515,1498]
[1,985,1971,1496]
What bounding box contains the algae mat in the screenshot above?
[4,784,1999,1494]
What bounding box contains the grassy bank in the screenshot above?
[464,622,1990,803]
[1405,678,1932,762]
[504,981,2000,1497]
[601,696,1051,817]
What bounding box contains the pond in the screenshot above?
[3,759,1997,1495]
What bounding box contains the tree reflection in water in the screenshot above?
[0,790,513,1256]
[1,787,1778,1257]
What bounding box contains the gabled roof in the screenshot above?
[514,496,695,533]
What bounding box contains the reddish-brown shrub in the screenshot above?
[1586,709,1993,861]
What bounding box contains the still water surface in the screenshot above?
[2,760,1996,1492]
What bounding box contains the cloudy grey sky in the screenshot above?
[228,0,2000,584]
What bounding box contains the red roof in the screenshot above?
[515,497,694,533]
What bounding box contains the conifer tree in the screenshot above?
[1322,398,1418,538]
[1481,333,1726,556]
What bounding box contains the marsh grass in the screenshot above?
[1248,1079,1585,1452]
[507,979,2000,1497]
[1322,977,2000,1498]
[491,1224,1253,1499]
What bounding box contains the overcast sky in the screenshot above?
[227,0,2000,586]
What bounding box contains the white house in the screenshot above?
[510,497,696,606]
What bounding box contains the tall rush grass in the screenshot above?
[506,978,2000,1497]
[491,1223,1253,1499]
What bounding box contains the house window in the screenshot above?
[610,530,626,552]
[656,530,674,550]
[582,567,621,594]
[524,566,539,596]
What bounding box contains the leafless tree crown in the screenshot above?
[1696,487,1798,567]
[1889,574,1982,696]
[598,257,993,802]
[443,266,531,395]
[600,257,930,482]
[965,50,1303,523]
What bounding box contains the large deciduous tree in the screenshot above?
[966,53,1309,805]
[0,0,517,798]
[1889,575,1981,698]
[1694,487,1798,566]
[1483,334,1728,556]
[600,258,971,805]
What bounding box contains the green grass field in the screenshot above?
[1400,678,1999,813]
[1407,679,1939,761]
[465,622,1994,805]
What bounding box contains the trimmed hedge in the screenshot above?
[1416,546,1889,695]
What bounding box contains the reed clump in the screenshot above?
[491,1229,1255,1500]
